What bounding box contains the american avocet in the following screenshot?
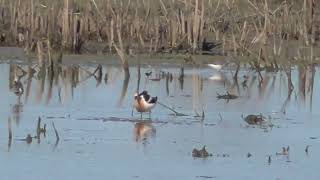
[133,91,157,118]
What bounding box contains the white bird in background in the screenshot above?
[207,58,233,71]
[207,63,224,70]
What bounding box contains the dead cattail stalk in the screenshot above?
[303,0,309,46]
[310,0,316,45]
[8,117,12,151]
[199,0,205,47]
[192,0,200,53]
[62,0,70,48]
[157,101,187,116]
[113,14,130,76]
[232,31,237,56]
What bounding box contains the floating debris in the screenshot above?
[216,92,238,100]
[26,134,32,144]
[243,114,265,125]
[192,146,213,158]
[247,152,252,158]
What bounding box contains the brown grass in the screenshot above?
[0,0,319,67]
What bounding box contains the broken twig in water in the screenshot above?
[157,101,188,116]
[52,122,60,141]
[194,110,205,120]
[52,122,60,150]
[216,92,238,100]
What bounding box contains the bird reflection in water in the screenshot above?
[133,122,156,143]
[10,76,24,125]
[11,101,23,125]
[12,77,24,96]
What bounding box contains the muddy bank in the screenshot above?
[0,46,231,66]
[1,47,320,69]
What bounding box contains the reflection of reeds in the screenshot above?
[24,66,35,103]
[178,67,184,90]
[307,64,315,110]
[192,67,202,113]
[36,64,46,103]
[298,66,306,103]
[117,71,130,107]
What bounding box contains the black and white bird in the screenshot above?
[133,91,157,117]
[145,71,152,78]
[202,38,221,51]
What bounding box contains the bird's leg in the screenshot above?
[149,111,151,119]
[140,112,143,119]
[131,108,134,116]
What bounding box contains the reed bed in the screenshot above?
[0,0,319,65]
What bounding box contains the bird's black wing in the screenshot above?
[149,97,157,103]
[142,94,150,101]
[139,91,148,96]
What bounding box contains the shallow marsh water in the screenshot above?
[0,55,319,180]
